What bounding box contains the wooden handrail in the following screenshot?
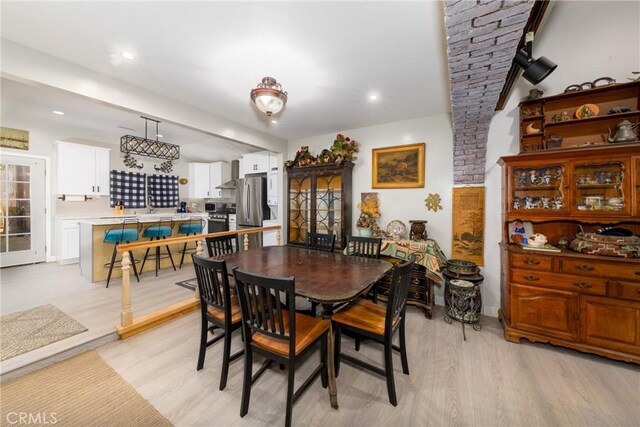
[117,225,282,337]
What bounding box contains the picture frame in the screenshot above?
[372,142,425,189]
[0,127,29,151]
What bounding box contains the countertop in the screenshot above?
[78,212,208,226]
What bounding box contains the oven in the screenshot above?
[208,212,229,233]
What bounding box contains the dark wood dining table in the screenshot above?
[218,245,393,409]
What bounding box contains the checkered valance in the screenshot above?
[148,174,179,208]
[109,170,146,208]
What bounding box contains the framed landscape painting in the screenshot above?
[372,142,425,189]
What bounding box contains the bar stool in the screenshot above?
[140,218,176,276]
[104,220,141,288]
[178,217,205,269]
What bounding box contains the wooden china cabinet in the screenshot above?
[499,82,640,364]
[286,162,353,250]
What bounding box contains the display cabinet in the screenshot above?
[499,144,640,364]
[286,162,352,250]
[518,80,639,153]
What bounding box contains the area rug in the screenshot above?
[0,351,172,426]
[0,304,88,361]
[175,278,197,291]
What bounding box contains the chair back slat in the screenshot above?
[205,235,236,257]
[233,268,296,356]
[347,236,382,259]
[192,254,232,316]
[385,259,415,332]
[306,232,336,253]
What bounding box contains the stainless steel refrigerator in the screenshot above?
[235,176,270,250]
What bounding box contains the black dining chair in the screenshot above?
[205,235,237,257]
[332,258,414,407]
[346,235,382,302]
[192,254,244,391]
[233,267,330,427]
[306,232,336,253]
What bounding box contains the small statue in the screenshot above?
[542,169,552,185]
[604,171,613,184]
[524,196,534,209]
[553,195,564,210]
[526,88,543,100]
[529,170,538,185]
[518,171,528,186]
[541,195,551,209]
[554,167,563,181]
[513,197,521,210]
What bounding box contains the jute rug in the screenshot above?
[1,304,88,361]
[0,351,172,426]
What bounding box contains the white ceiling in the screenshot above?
[0,1,451,141]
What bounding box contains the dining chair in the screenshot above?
[332,258,414,407]
[205,235,237,257]
[306,232,336,253]
[192,254,244,391]
[346,235,382,302]
[233,267,330,427]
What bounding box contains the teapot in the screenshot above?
[607,120,639,143]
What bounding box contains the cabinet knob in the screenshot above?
[573,282,593,289]
[575,265,594,271]
[524,275,539,281]
[525,259,540,265]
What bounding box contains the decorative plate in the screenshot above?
[386,220,407,240]
[179,178,188,185]
[575,103,599,119]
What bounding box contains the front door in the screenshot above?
[0,154,46,267]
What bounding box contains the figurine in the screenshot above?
[540,195,550,209]
[529,170,538,185]
[526,88,543,100]
[595,171,603,184]
[604,171,613,184]
[518,171,528,186]
[615,171,623,184]
[554,167,563,181]
[542,169,552,185]
[513,197,521,210]
[524,196,534,209]
[553,195,564,210]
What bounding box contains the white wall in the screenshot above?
[483,1,640,316]
[288,114,454,303]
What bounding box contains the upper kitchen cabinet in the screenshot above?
[188,161,230,198]
[57,141,110,196]
[242,152,270,175]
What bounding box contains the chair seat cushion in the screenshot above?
[179,223,203,234]
[104,228,138,243]
[252,311,330,357]
[143,225,173,238]
[206,297,242,325]
[332,299,398,336]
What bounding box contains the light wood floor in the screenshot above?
[98,306,640,427]
[0,261,195,379]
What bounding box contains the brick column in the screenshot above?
[444,0,535,184]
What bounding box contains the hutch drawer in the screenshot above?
[560,258,640,280]
[511,269,607,295]
[510,253,553,271]
[615,281,640,302]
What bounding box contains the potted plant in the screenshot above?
[356,195,380,237]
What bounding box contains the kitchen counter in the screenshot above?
[79,213,208,283]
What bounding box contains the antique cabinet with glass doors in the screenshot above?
[286,162,353,250]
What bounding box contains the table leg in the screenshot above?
[322,303,339,409]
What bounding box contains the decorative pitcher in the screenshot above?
[607,120,639,143]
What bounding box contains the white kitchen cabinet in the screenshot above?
[267,170,278,206]
[242,152,270,175]
[189,162,230,198]
[269,152,279,170]
[209,162,230,199]
[59,219,80,264]
[228,214,237,231]
[57,141,110,195]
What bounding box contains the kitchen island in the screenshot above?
[79,214,208,283]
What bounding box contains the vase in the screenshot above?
[357,227,373,238]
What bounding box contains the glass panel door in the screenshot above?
[288,175,311,245]
[315,173,343,248]
[571,160,630,215]
[0,155,46,267]
[509,164,568,213]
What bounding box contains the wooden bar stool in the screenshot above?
[140,218,176,276]
[103,220,141,288]
[178,217,205,268]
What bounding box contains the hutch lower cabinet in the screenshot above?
[286,162,353,250]
[499,145,640,363]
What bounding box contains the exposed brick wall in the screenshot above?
[444,0,534,184]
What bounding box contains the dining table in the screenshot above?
[218,245,393,409]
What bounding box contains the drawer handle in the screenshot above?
[575,265,594,271]
[525,259,540,265]
[636,288,640,295]
[524,275,539,281]
[573,282,593,289]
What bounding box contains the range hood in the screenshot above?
[216,160,239,189]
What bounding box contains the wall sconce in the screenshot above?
[513,32,557,85]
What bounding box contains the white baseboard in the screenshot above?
[46,256,56,263]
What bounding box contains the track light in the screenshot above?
[513,32,557,85]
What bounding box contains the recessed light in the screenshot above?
[368,94,379,102]
[52,110,65,115]
[157,134,163,138]
[271,120,278,124]
[120,51,135,60]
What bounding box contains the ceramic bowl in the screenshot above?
[446,259,479,276]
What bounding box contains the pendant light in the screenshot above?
[250,77,288,116]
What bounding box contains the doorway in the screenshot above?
[0,154,46,267]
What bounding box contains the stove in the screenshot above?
[208,211,229,233]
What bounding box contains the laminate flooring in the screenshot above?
[98,306,640,427]
[0,261,195,379]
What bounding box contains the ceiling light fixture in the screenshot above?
[52,110,65,115]
[513,32,557,85]
[157,134,163,138]
[120,51,135,60]
[250,77,288,116]
[271,120,278,124]
[368,94,379,101]
[120,116,180,160]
